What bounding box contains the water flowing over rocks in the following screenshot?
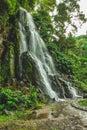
[19,7,81,100]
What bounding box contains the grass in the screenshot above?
[50,104,57,111]
[0,115,14,128]
[0,103,44,129]
[78,100,87,107]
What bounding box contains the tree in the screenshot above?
[75,35,87,57]
[32,0,86,52]
[51,0,86,51]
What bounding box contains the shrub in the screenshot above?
[78,100,87,107]
[0,86,38,111]
[0,0,19,16]
[47,43,74,75]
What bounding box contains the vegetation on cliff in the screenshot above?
[0,0,87,112]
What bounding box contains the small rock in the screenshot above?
[83,124,87,127]
[76,124,84,130]
[58,114,64,118]
[71,126,75,130]
[51,112,58,118]
[2,109,14,117]
[21,86,29,94]
[20,81,25,87]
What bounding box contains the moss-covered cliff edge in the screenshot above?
[0,0,36,85]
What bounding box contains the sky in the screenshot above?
[76,0,87,36]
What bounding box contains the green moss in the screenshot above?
[0,115,12,122]
[1,44,10,84]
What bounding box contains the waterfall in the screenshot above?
[59,77,82,99]
[19,7,59,100]
[19,7,80,101]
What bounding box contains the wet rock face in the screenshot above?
[20,52,37,85]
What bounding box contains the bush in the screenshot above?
[47,43,74,75]
[78,100,87,107]
[0,0,19,16]
[0,87,38,111]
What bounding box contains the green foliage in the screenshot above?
[0,45,10,84]
[0,0,20,82]
[33,11,53,43]
[0,0,19,16]
[78,100,87,107]
[0,0,87,97]
[48,43,74,75]
[75,36,87,57]
[0,87,38,111]
[0,88,17,110]
[57,53,74,74]
[17,0,29,10]
[69,35,87,92]
[53,0,86,51]
[74,79,87,92]
[51,104,57,112]
[38,0,56,11]
[17,0,38,11]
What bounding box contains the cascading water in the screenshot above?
[19,7,59,100]
[19,7,80,100]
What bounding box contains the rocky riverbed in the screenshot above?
[0,99,87,130]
